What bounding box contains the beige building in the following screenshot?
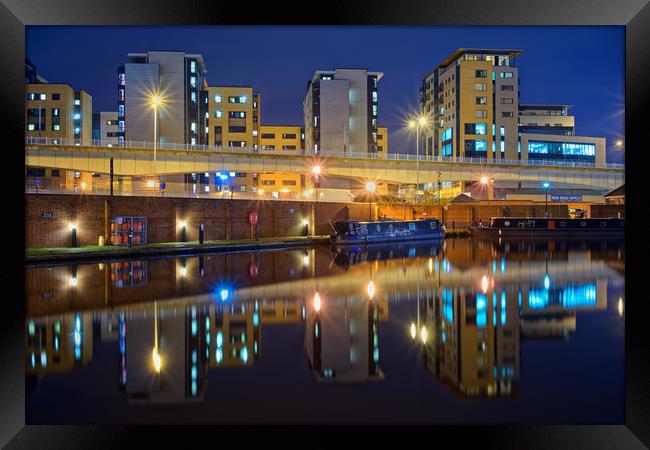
[377,127,388,157]
[258,125,304,155]
[207,86,260,149]
[25,83,92,146]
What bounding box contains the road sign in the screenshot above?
[248,211,258,225]
[160,182,166,190]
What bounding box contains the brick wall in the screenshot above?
[590,204,624,218]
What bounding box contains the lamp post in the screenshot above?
[150,95,163,184]
[408,114,430,203]
[366,181,376,221]
[543,182,550,217]
[312,165,321,203]
[70,223,77,248]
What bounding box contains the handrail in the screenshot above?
[25,136,625,170]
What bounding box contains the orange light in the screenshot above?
[314,292,321,312]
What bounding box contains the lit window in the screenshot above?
[191,92,197,102]
[474,83,487,91]
[74,99,80,106]
[240,95,247,103]
[53,124,60,131]
[214,110,222,118]
[190,76,196,87]
[53,108,60,116]
[372,91,378,102]
[475,110,487,118]
[28,124,35,131]
[314,116,318,127]
[500,126,505,136]
[27,93,35,100]
[190,61,196,73]
[214,95,222,103]
[75,127,80,134]
[191,137,196,145]
[118,105,125,117]
[74,113,80,120]
[500,71,514,78]
[252,130,258,136]
[191,122,197,132]
[40,94,46,100]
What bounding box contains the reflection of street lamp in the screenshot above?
[366,181,376,221]
[617,297,624,317]
[313,292,321,312]
[367,280,375,299]
[410,322,417,340]
[152,301,162,373]
[543,182,550,217]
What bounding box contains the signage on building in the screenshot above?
[551,195,582,202]
[41,212,54,219]
[248,211,258,225]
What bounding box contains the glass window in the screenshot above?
[74,99,80,106]
[464,123,487,135]
[118,105,125,117]
[190,61,196,73]
[52,124,60,131]
[191,92,197,102]
[52,93,60,100]
[214,110,222,118]
[372,91,378,102]
[261,133,275,139]
[500,126,505,136]
[500,98,514,104]
[191,122,197,132]
[500,71,514,78]
[40,94,47,100]
[500,85,514,91]
[476,97,487,105]
[214,95,222,103]
[465,139,488,152]
[442,127,453,141]
[442,143,453,156]
[190,76,196,87]
[475,70,487,78]
[475,110,487,118]
[501,112,514,117]
[474,83,487,91]
[118,73,125,86]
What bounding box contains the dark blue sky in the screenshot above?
[26,26,624,163]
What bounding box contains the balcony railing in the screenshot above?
[25,136,625,170]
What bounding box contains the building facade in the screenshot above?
[421,49,521,161]
[303,69,383,155]
[25,83,92,146]
[518,104,575,136]
[117,51,209,146]
[99,111,119,146]
[377,127,388,157]
[206,86,260,149]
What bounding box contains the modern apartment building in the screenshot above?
[421,49,606,166]
[25,83,92,146]
[25,58,48,84]
[303,68,383,155]
[207,86,260,149]
[98,111,119,146]
[117,51,209,146]
[518,104,575,136]
[421,49,521,161]
[258,125,304,154]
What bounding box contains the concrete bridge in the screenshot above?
[25,140,624,191]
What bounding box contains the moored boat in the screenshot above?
[470,217,624,237]
[330,219,445,245]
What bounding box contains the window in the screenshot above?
[228,111,246,118]
[372,105,378,116]
[528,141,596,158]
[52,124,60,131]
[229,141,246,147]
[282,145,296,150]
[190,76,196,87]
[190,61,196,73]
[500,85,514,91]
[442,127,453,141]
[229,126,246,133]
[282,133,296,139]
[118,105,125,117]
[252,130,258,136]
[74,113,81,120]
[500,126,505,136]
[501,112,514,118]
[465,123,487,135]
[27,124,35,131]
[191,122,197,132]
[476,97,487,105]
[228,96,247,103]
[262,179,276,185]
[474,83,487,91]
[118,121,125,132]
[118,73,125,86]
[191,92,197,102]
[39,94,46,100]
[261,133,275,139]
[52,94,60,100]
[499,71,514,78]
[261,145,275,150]
[475,70,487,78]
[372,91,378,102]
[465,139,488,152]
[51,170,60,177]
[214,95,222,103]
[475,110,487,118]
[191,137,196,145]
[282,180,297,185]
[214,110,222,118]
[27,93,35,100]
[119,89,125,102]
[499,98,514,104]
[314,116,318,127]
[74,99,80,106]
[442,143,453,156]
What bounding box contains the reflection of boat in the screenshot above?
[331,219,445,245]
[471,217,625,237]
[331,240,443,267]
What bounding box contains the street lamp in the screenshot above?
[615,139,623,149]
[69,223,77,248]
[407,113,430,203]
[150,94,163,183]
[366,181,376,221]
[311,165,322,203]
[543,182,550,217]
[480,176,495,205]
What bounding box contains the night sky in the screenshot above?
[26,26,624,163]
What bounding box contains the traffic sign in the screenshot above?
[248,211,258,225]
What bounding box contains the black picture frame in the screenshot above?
[2,0,647,447]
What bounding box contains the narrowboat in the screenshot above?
[331,240,444,267]
[470,217,624,237]
[330,219,445,245]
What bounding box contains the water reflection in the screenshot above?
[25,238,624,410]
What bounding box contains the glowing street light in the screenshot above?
[367,280,376,299]
[311,165,322,175]
[314,292,321,312]
[410,322,417,340]
[543,182,551,217]
[618,297,624,317]
[615,139,623,149]
[406,113,430,203]
[150,94,164,183]
[366,181,377,221]
[420,326,427,343]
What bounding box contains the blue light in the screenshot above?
[191,366,197,381]
[241,347,249,364]
[30,352,36,368]
[441,330,446,343]
[492,260,497,273]
[253,312,259,327]
[220,174,228,181]
[323,369,333,378]
[544,275,551,290]
[191,381,197,396]
[220,289,230,302]
[216,331,223,348]
[192,350,197,364]
[216,348,223,364]
[501,291,507,325]
[409,247,416,257]
[476,294,487,327]
[315,322,319,338]
[543,182,550,188]
[254,341,258,353]
[500,257,506,273]
[373,347,379,363]
[442,289,454,323]
[529,289,549,309]
[54,336,59,352]
[75,347,81,360]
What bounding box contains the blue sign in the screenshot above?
[160,182,166,190]
[551,195,582,202]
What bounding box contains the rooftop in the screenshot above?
[438,48,523,69]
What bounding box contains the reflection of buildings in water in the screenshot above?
[121,303,209,404]
[26,311,93,375]
[305,295,383,383]
[210,300,260,369]
[420,286,520,398]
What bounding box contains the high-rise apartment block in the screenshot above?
[207,86,260,149]
[25,83,92,146]
[303,69,382,155]
[117,51,209,146]
[518,104,575,136]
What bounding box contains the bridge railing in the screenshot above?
[26,136,625,170]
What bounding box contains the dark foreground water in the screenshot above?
[25,237,625,424]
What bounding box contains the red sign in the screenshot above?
[248,262,258,278]
[248,211,258,225]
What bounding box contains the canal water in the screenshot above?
[25,238,625,424]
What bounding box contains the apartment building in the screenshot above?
[117,51,209,146]
[25,83,92,146]
[518,104,575,136]
[206,86,260,149]
[303,68,383,155]
[377,127,388,157]
[98,111,119,146]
